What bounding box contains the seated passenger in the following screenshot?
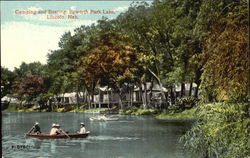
[99,114,108,120]
[78,122,86,134]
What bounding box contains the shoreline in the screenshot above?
[2,105,199,121]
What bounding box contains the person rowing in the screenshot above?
[29,122,41,134]
[50,123,70,138]
[50,123,61,135]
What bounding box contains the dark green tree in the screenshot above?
[1,67,16,98]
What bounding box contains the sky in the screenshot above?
[1,1,151,71]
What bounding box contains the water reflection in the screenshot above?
[2,112,195,158]
[50,140,57,154]
[33,140,42,149]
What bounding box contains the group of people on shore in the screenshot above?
[29,122,87,135]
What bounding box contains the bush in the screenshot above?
[119,106,159,115]
[3,103,19,112]
[168,96,198,113]
[119,106,138,115]
[55,105,75,112]
[180,103,249,158]
[134,108,159,115]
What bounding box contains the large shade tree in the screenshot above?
[78,19,144,109]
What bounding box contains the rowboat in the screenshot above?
[26,132,90,139]
[89,117,119,121]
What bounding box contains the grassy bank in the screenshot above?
[157,107,198,120]
[2,103,112,113]
[119,106,159,115]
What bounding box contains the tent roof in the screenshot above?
[134,83,168,92]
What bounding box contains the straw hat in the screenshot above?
[80,122,85,125]
[35,122,39,125]
[56,124,60,127]
[52,123,56,127]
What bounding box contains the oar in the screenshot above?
[61,129,70,138]
[24,125,34,137]
[27,125,35,134]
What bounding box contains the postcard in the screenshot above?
[1,0,248,158]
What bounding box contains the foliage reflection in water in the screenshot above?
[2,112,195,158]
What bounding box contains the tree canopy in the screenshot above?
[4,0,248,105]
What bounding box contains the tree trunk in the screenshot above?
[91,83,95,109]
[110,90,113,106]
[107,91,110,109]
[189,82,193,96]
[62,93,65,107]
[20,100,23,110]
[180,83,185,97]
[169,85,175,105]
[90,91,94,109]
[85,90,91,109]
[139,82,143,103]
[83,89,87,104]
[148,69,166,107]
[78,90,83,101]
[88,94,91,109]
[143,82,148,109]
[131,84,134,107]
[76,92,79,109]
[118,93,123,110]
[194,82,200,98]
[149,81,154,108]
[76,85,80,109]
[118,86,124,110]
[194,68,202,98]
[128,85,131,107]
[98,88,101,109]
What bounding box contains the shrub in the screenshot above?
[168,96,198,113]
[119,106,138,115]
[4,103,19,112]
[180,103,249,158]
[134,108,159,115]
[119,106,159,115]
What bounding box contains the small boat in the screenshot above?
[26,132,90,139]
[89,117,119,121]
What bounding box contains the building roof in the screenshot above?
[134,83,168,92]
[57,92,84,97]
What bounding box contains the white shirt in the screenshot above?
[50,127,60,135]
[79,127,86,134]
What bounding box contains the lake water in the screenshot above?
[2,112,195,158]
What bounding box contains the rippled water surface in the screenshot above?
[2,112,194,158]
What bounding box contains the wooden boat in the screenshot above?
[89,117,119,121]
[26,132,90,139]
